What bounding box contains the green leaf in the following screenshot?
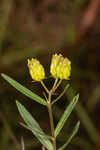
[51,84,69,105]
[20,122,53,140]
[1,74,46,106]
[58,121,80,150]
[54,94,79,137]
[16,101,53,150]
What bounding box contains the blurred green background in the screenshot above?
[1,0,100,150]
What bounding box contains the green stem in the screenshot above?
[52,79,62,93]
[47,93,56,150]
[52,79,58,91]
[41,81,50,94]
[41,79,59,149]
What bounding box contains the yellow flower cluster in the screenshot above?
[50,54,71,80]
[28,58,45,81]
[28,54,71,81]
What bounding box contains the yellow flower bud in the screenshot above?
[28,58,45,81]
[50,54,71,80]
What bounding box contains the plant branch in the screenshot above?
[47,93,56,150]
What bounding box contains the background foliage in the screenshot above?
[0,0,100,150]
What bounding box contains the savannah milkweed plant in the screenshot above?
[1,54,80,150]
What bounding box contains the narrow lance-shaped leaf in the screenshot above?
[55,94,79,137]
[20,122,52,140]
[1,74,46,106]
[58,121,80,150]
[16,101,53,150]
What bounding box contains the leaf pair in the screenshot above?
[16,99,80,150]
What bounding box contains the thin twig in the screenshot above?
[41,81,50,94]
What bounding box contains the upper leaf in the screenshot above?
[1,74,46,106]
[54,94,79,137]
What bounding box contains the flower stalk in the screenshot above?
[41,80,58,150]
[41,81,50,94]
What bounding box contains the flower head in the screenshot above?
[28,58,45,81]
[50,54,71,80]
